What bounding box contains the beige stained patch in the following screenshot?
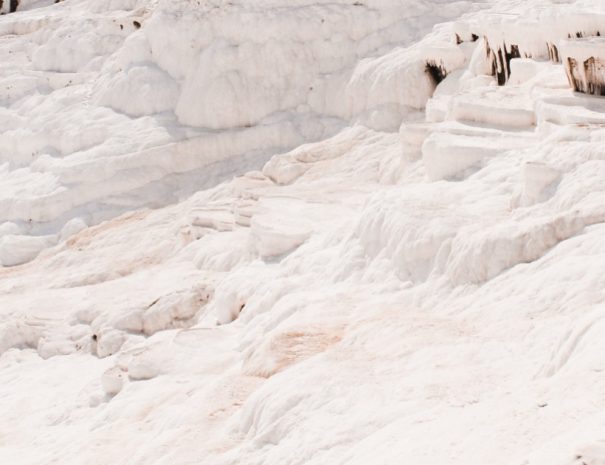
[244,326,344,378]
[66,210,151,249]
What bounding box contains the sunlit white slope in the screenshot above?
[0,0,479,266]
[2,0,605,465]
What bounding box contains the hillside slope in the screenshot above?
[2,1,605,465]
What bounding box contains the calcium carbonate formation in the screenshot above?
[2,1,605,465]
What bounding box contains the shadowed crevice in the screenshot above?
[425,60,447,87]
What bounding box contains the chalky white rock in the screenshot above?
[1,0,605,465]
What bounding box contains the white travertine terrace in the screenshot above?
[2,1,605,465]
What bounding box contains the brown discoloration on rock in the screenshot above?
[0,210,161,289]
[0,248,54,279]
[565,57,582,91]
[506,44,520,76]
[270,328,343,375]
[455,33,479,45]
[66,210,151,249]
[495,48,506,85]
[564,55,605,96]
[244,326,344,378]
[547,42,560,63]
[485,38,521,86]
[583,56,605,95]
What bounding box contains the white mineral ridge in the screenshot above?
[1,0,605,465]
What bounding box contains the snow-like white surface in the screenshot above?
[0,0,477,238]
[2,0,605,464]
